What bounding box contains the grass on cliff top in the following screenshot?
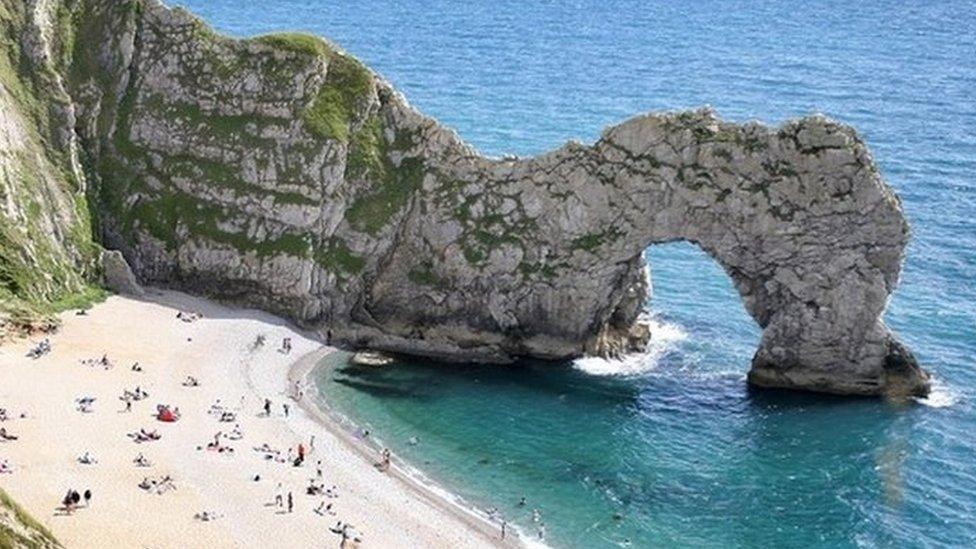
[253,32,334,58]
[0,488,61,548]
[304,55,373,143]
[251,32,374,143]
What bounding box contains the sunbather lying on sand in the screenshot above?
[75,396,96,413]
[182,376,200,387]
[156,405,180,422]
[78,451,97,465]
[26,338,51,359]
[0,427,18,441]
[0,458,13,473]
[133,453,152,467]
[313,501,335,516]
[139,475,176,495]
[194,510,222,522]
[129,428,161,443]
[253,443,282,460]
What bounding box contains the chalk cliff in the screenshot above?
[0,0,929,396]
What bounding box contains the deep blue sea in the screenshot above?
[179,1,976,546]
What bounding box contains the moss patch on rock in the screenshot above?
[314,237,365,275]
[341,115,426,235]
[302,53,373,143]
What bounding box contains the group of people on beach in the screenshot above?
[0,407,22,474]
[79,353,114,370]
[60,489,92,514]
[375,448,392,472]
[129,428,162,443]
[139,475,176,495]
[176,310,202,323]
[120,386,149,412]
[0,407,20,422]
[156,404,181,423]
[7,306,390,547]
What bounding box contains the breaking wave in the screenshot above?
[573,314,687,376]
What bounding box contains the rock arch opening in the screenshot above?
[639,242,760,374]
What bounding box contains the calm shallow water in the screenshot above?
[180,1,976,546]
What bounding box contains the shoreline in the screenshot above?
[284,350,525,548]
[0,290,507,548]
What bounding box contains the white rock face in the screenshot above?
[53,0,928,396]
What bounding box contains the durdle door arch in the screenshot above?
[349,107,930,398]
[65,1,927,397]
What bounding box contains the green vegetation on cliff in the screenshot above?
[254,32,376,144]
[0,488,61,549]
[344,117,426,235]
[303,51,373,143]
[0,0,105,324]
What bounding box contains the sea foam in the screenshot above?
[573,314,687,376]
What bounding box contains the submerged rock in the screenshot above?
[0,0,929,396]
[350,352,395,367]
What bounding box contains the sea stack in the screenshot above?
[0,0,928,396]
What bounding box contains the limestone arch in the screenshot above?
[355,107,929,397]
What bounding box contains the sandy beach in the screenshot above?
[0,290,510,548]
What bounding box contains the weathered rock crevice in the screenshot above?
[1,0,930,396]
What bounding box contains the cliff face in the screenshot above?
[1,0,929,396]
[0,0,103,331]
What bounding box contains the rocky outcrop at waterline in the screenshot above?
[0,0,929,396]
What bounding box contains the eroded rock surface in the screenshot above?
[5,0,929,396]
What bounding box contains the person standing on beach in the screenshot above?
[264,399,271,417]
[283,403,290,417]
[287,492,293,514]
[274,483,283,508]
[83,489,91,507]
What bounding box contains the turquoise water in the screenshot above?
[180,1,976,546]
